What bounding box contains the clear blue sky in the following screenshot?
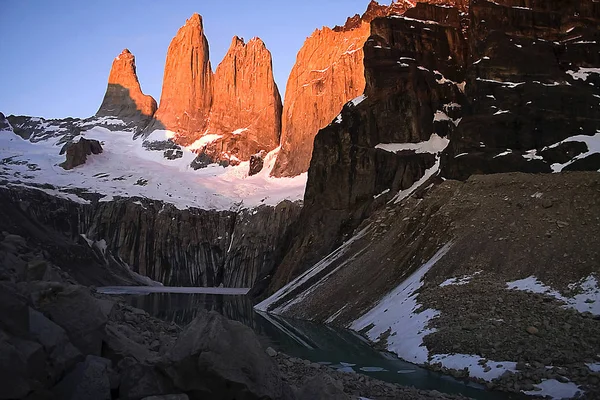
[0,0,384,119]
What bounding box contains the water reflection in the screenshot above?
[120,292,519,400]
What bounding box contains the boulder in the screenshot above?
[161,310,287,399]
[59,138,103,170]
[31,283,111,355]
[249,150,267,176]
[296,375,349,400]
[119,362,177,400]
[0,332,31,399]
[29,308,82,380]
[52,355,112,400]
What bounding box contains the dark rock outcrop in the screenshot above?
[268,3,467,292]
[96,49,158,126]
[60,138,103,170]
[0,186,301,287]
[161,311,288,400]
[442,0,600,178]
[271,1,413,178]
[151,14,213,145]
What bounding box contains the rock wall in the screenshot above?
[203,37,282,164]
[96,49,157,125]
[267,3,468,293]
[151,13,213,145]
[271,1,412,178]
[0,187,301,288]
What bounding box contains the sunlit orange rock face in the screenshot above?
[205,36,282,161]
[96,49,157,120]
[153,13,213,145]
[271,1,414,177]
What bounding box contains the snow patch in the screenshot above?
[430,354,517,381]
[523,379,582,399]
[187,134,223,150]
[350,243,452,364]
[350,95,367,106]
[507,275,600,315]
[567,67,600,81]
[439,271,482,287]
[375,134,449,155]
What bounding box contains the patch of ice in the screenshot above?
[350,95,367,106]
[375,134,449,155]
[350,243,452,364]
[493,150,513,158]
[523,379,582,399]
[187,134,223,151]
[391,155,443,204]
[523,149,543,161]
[430,354,517,381]
[476,78,526,88]
[439,271,482,287]
[255,225,371,313]
[507,275,600,315]
[586,363,600,373]
[373,189,390,200]
[232,128,248,135]
[359,367,388,372]
[567,67,600,81]
[544,131,600,172]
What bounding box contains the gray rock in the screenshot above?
[141,395,189,400]
[27,259,48,281]
[32,283,109,355]
[296,375,349,400]
[266,347,278,357]
[103,323,151,363]
[0,333,31,399]
[52,355,112,400]
[0,282,30,336]
[119,362,176,400]
[28,308,82,379]
[162,310,287,400]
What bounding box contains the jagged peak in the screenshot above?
[186,13,203,27]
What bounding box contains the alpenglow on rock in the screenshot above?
[96,49,157,123]
[151,13,213,145]
[201,36,282,164]
[271,0,413,177]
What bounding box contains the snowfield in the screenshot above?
[0,122,306,211]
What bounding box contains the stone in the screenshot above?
[119,362,176,400]
[266,347,278,357]
[297,375,349,400]
[161,310,287,400]
[526,326,539,335]
[96,49,157,123]
[32,283,109,355]
[52,355,112,400]
[141,395,189,400]
[28,308,82,380]
[272,0,412,178]
[27,259,48,281]
[0,333,32,399]
[249,150,267,176]
[59,138,103,170]
[151,13,212,145]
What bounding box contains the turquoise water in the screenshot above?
[106,290,523,400]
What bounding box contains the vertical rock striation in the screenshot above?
[151,13,213,145]
[199,36,282,164]
[271,1,413,177]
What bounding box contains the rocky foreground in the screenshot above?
[0,228,471,400]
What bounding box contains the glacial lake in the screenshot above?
[98,287,522,400]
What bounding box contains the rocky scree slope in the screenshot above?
[259,171,600,397]
[265,0,600,296]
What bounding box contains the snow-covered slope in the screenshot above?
[0,116,306,210]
